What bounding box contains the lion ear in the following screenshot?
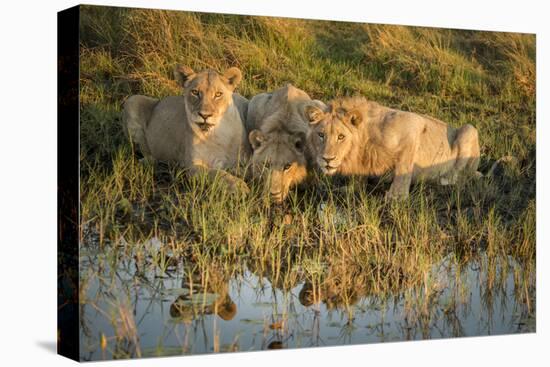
[174,65,195,87]
[223,67,242,90]
[346,109,363,126]
[249,130,265,151]
[304,105,324,125]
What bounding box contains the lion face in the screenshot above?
[305,105,362,175]
[174,65,242,134]
[249,129,308,203]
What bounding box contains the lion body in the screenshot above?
[123,67,251,192]
[307,96,480,199]
[127,94,249,169]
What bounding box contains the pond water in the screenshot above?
[79,238,535,361]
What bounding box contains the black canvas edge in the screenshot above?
[57,4,80,362]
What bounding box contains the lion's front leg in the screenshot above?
[385,142,417,201]
[386,174,412,200]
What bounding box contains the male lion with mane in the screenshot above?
[123,65,250,192]
[305,96,481,199]
[247,84,325,203]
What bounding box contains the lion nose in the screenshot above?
[323,156,336,164]
[198,112,212,120]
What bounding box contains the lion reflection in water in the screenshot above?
[297,264,385,310]
[298,278,368,310]
[170,293,237,322]
[169,271,237,322]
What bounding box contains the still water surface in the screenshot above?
[79,238,535,361]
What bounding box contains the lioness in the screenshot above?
[123,65,251,192]
[246,84,325,203]
[305,96,480,199]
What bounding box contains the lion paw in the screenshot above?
[385,189,409,201]
[228,178,250,194]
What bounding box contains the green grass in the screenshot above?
[78,5,535,352]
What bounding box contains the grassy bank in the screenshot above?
[78,6,536,354]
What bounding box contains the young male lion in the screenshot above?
[246,84,325,203]
[305,96,481,199]
[123,65,251,192]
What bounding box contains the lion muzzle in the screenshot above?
[196,121,215,132]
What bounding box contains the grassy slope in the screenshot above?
[79,6,535,308]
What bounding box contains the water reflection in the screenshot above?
[169,273,237,322]
[79,238,535,361]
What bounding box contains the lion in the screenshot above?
[305,96,481,199]
[298,264,368,310]
[123,65,251,192]
[246,84,325,203]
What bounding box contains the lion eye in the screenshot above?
[338,134,345,141]
[191,89,199,96]
[215,91,223,98]
[318,132,325,140]
[284,163,292,171]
